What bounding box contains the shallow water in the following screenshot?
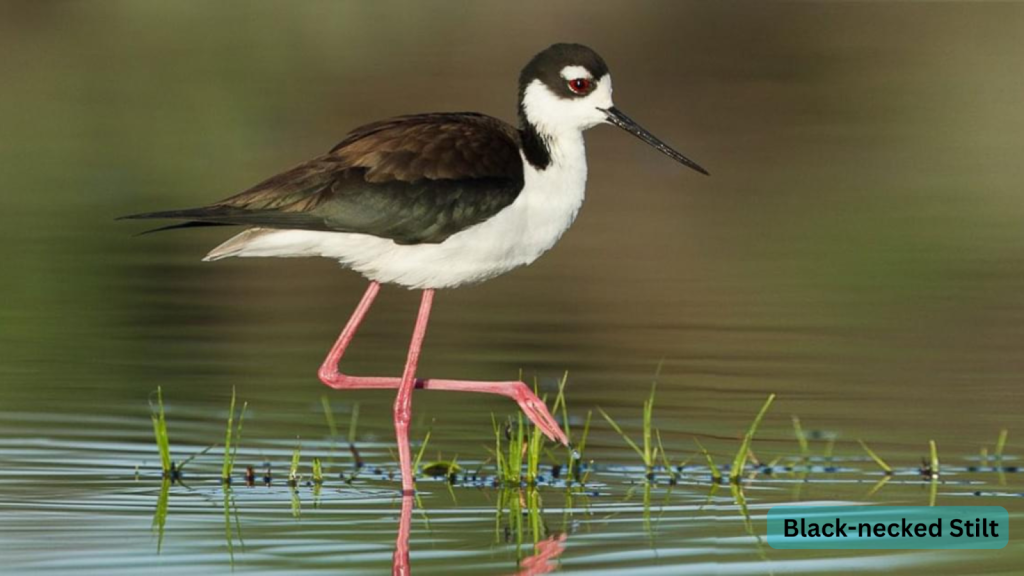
[1,405,1021,575]
[2,1,1024,574]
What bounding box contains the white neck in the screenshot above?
[513,127,588,258]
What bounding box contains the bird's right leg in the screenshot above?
[317,282,567,446]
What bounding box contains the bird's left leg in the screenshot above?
[393,289,434,495]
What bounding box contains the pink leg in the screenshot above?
[392,493,413,576]
[393,289,434,494]
[318,283,570,486]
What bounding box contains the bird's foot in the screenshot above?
[508,381,569,446]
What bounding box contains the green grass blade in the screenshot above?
[312,457,323,484]
[866,475,891,498]
[792,415,809,458]
[995,429,1009,459]
[694,438,722,481]
[527,421,543,484]
[510,413,524,485]
[598,407,645,462]
[289,441,301,483]
[656,429,674,479]
[578,410,593,455]
[552,371,571,440]
[321,396,338,438]
[150,387,172,474]
[152,477,171,553]
[857,439,892,474]
[222,387,237,481]
[491,413,506,484]
[413,427,432,478]
[730,393,776,483]
[643,383,656,469]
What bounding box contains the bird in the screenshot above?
[122,43,707,495]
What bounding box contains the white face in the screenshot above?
[521,65,614,137]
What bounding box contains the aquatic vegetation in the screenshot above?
[221,387,247,484]
[598,382,659,479]
[857,439,893,475]
[792,415,810,459]
[288,441,302,486]
[693,437,723,482]
[655,429,677,483]
[729,393,775,483]
[574,410,593,481]
[222,487,244,566]
[420,458,462,479]
[321,395,339,439]
[995,429,1009,461]
[150,387,173,478]
[927,439,940,478]
[348,402,363,466]
[412,424,432,482]
[138,385,1015,507]
[525,411,546,485]
[687,395,775,485]
[312,457,324,484]
[550,372,592,484]
[495,486,551,565]
[151,477,171,554]
[415,424,462,482]
[290,484,302,518]
[729,483,770,562]
[148,388,212,482]
[488,399,553,488]
[130,384,1023,575]
[492,413,525,486]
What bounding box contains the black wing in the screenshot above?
[121,113,524,244]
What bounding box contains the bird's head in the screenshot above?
[518,43,708,175]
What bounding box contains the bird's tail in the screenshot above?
[118,206,238,236]
[119,207,220,221]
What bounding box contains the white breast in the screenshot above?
[206,135,589,290]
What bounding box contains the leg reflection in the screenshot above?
[512,534,567,575]
[391,492,567,575]
[392,493,414,576]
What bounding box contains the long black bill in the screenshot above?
[601,107,709,176]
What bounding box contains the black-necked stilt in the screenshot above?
[123,43,707,495]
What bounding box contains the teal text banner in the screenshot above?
[767,506,1008,550]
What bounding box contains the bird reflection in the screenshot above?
[510,534,567,575]
[392,494,413,576]
[391,494,567,575]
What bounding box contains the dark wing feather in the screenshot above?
[121,113,525,244]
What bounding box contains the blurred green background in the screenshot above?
[2,2,1024,574]
[2,1,1022,439]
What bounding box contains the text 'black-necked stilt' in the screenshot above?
[122,43,708,495]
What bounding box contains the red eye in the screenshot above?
[568,78,592,94]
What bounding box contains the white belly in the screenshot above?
[205,139,589,290]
